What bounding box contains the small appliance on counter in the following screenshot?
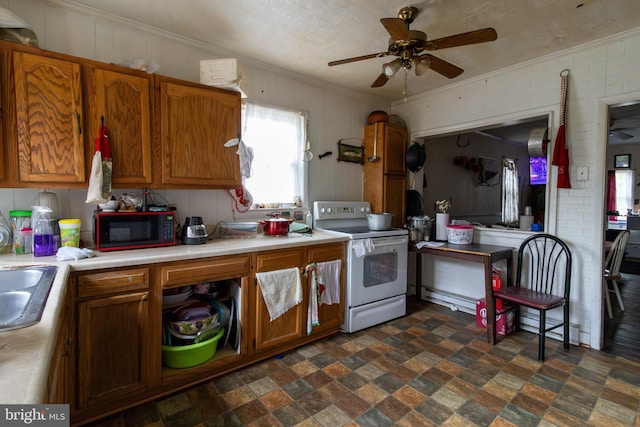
[181,216,208,245]
[94,210,177,251]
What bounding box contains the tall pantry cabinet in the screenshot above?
[363,122,408,228]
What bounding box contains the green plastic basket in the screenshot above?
[162,327,225,368]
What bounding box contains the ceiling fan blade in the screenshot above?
[381,17,409,41]
[421,54,464,79]
[426,28,497,50]
[328,52,388,66]
[371,73,389,88]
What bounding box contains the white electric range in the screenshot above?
[313,201,408,332]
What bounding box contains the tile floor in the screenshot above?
[88,301,640,426]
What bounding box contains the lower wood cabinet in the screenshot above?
[74,267,155,414]
[50,243,345,425]
[307,243,345,336]
[252,248,306,351]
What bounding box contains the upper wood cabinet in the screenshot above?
[155,76,241,188]
[363,122,408,228]
[13,51,85,185]
[84,66,153,187]
[0,40,242,190]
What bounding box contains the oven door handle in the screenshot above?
[361,236,408,248]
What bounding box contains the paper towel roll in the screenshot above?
[520,215,534,230]
[436,213,449,241]
[527,128,548,157]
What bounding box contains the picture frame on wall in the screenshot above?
[337,141,364,164]
[614,154,631,168]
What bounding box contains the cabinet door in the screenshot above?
[86,67,153,186]
[253,249,305,351]
[13,51,85,184]
[383,124,407,175]
[306,243,345,336]
[46,286,76,405]
[384,174,406,228]
[156,77,241,188]
[76,270,151,409]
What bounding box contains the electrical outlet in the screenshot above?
[576,166,589,181]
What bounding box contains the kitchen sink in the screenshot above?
[0,265,58,331]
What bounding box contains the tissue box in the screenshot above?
[200,58,247,97]
[475,298,514,336]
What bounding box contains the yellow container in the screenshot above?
[58,219,81,247]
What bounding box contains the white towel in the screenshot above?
[304,263,320,335]
[256,267,302,321]
[317,260,341,305]
[353,239,375,257]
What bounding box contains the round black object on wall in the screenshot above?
[406,143,426,173]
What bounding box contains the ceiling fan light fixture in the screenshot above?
[383,58,402,78]
[413,56,430,76]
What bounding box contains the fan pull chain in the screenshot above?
[403,68,408,102]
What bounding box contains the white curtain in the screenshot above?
[242,103,306,205]
[615,169,635,214]
[502,158,519,225]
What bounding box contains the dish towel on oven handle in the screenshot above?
[353,238,375,257]
[256,267,302,322]
[304,259,342,335]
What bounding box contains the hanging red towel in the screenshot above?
[551,70,571,188]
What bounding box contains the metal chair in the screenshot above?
[603,230,629,319]
[493,234,572,361]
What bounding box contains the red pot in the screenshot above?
[259,213,294,236]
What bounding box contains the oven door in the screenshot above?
[347,235,408,307]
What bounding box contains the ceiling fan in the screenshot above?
[328,6,498,88]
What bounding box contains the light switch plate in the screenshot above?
[576,166,588,181]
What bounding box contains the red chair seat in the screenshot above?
[494,287,565,310]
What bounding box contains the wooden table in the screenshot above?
[409,242,514,345]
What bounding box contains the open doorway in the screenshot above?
[603,100,640,361]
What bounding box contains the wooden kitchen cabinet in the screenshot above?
[306,243,345,336]
[252,248,306,350]
[45,284,76,406]
[11,50,85,185]
[84,66,153,187]
[74,267,156,412]
[363,122,408,228]
[155,76,242,188]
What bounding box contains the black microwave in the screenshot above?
[94,211,177,251]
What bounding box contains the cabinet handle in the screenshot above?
[76,112,82,135]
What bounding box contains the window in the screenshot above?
[242,104,308,207]
[615,169,634,215]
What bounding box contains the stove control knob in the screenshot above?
[326,208,332,214]
[365,207,371,213]
[320,207,326,214]
[359,207,366,213]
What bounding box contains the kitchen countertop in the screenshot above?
[0,231,348,405]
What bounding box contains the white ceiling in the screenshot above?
[65,0,640,102]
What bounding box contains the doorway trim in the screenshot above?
[597,90,640,350]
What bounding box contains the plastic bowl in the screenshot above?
[168,309,219,334]
[162,327,225,368]
[446,225,474,244]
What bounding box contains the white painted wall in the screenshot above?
[394,28,640,349]
[0,0,387,240]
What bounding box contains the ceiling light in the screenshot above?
[383,58,402,78]
[413,56,430,76]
